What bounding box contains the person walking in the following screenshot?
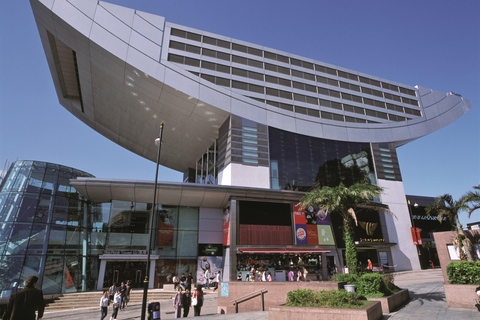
[110,289,121,320]
[119,281,126,310]
[204,269,210,289]
[193,285,204,316]
[99,291,109,320]
[182,289,192,317]
[186,272,193,291]
[288,269,295,281]
[125,280,132,308]
[2,275,45,320]
[108,283,117,302]
[173,287,183,318]
[267,272,273,281]
[213,271,221,291]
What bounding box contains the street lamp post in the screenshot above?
[141,122,164,320]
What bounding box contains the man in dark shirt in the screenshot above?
[125,280,132,308]
[180,273,186,290]
[186,273,193,291]
[2,275,45,320]
[119,281,126,310]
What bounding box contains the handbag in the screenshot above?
[191,297,198,306]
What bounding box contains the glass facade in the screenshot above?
[269,127,375,191]
[0,161,95,298]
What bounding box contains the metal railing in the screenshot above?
[230,288,268,313]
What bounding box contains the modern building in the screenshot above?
[13,0,472,296]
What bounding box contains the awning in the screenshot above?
[238,248,330,254]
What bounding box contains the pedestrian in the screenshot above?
[173,287,183,318]
[2,275,45,320]
[204,268,210,289]
[192,285,204,316]
[475,286,480,311]
[237,272,242,281]
[172,274,179,290]
[183,289,192,317]
[110,289,121,320]
[119,281,126,310]
[180,273,186,290]
[125,280,132,308]
[288,269,294,281]
[100,290,109,320]
[297,269,302,281]
[186,272,194,291]
[267,272,273,281]
[213,271,221,291]
[367,259,373,271]
[303,266,308,281]
[108,283,117,302]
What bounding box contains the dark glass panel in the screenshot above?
[35,194,51,223]
[42,256,64,294]
[19,255,43,290]
[0,193,22,222]
[0,222,13,255]
[26,224,47,255]
[11,162,31,192]
[52,196,69,225]
[25,162,46,193]
[41,164,58,195]
[16,193,40,222]
[0,256,25,296]
[47,225,66,255]
[4,222,32,255]
[1,162,23,193]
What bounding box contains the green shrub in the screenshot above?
[446,261,480,284]
[332,273,358,285]
[286,289,367,309]
[356,273,387,297]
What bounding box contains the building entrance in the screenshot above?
[103,261,146,289]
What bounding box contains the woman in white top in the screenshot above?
[111,289,121,320]
[99,291,109,320]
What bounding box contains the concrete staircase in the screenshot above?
[45,289,177,312]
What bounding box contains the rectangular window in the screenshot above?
[242,138,258,144]
[242,126,257,132]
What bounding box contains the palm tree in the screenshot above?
[299,181,396,275]
[426,188,480,261]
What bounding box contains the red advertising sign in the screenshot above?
[293,204,306,224]
[411,227,418,245]
[306,225,318,245]
[416,227,423,245]
[223,209,230,246]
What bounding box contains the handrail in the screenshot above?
[230,288,268,313]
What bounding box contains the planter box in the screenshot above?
[269,301,382,320]
[366,289,410,313]
[444,284,479,309]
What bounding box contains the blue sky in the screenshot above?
[1,1,479,226]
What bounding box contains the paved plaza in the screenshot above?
[40,269,479,320]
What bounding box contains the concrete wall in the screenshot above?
[377,179,421,271]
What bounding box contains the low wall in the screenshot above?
[269,301,382,320]
[444,284,479,309]
[217,281,345,314]
[366,289,410,313]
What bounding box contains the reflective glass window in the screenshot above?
[25,162,46,193]
[19,256,43,290]
[26,224,48,255]
[47,225,66,254]
[16,193,40,222]
[4,223,32,255]
[0,193,22,222]
[35,194,51,223]
[0,256,25,294]
[65,226,85,255]
[178,207,198,231]
[11,162,31,192]
[52,196,69,225]
[41,164,58,195]
[0,222,13,256]
[176,230,198,257]
[90,203,111,232]
[42,256,64,294]
[1,162,22,193]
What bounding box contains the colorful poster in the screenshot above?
[156,209,175,246]
[295,224,308,245]
[317,225,335,245]
[306,225,319,244]
[223,209,230,246]
[316,209,330,225]
[293,204,306,224]
[197,256,223,285]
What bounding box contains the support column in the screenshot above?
[97,260,107,291]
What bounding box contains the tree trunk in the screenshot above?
[343,221,358,275]
[455,216,474,261]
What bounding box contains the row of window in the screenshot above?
[169,31,417,97]
[168,52,420,111]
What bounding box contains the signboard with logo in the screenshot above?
[293,204,335,245]
[223,208,230,246]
